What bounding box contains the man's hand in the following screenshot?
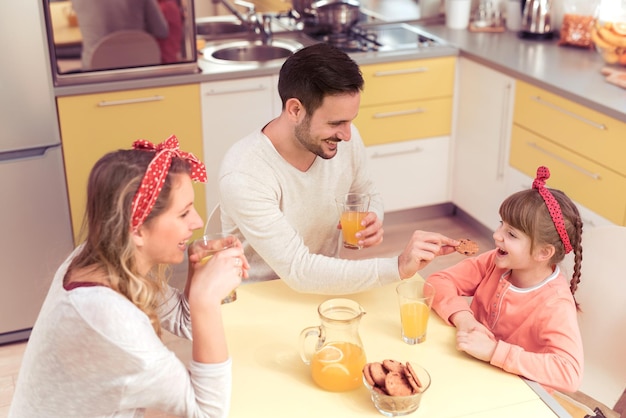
[397,231,460,279]
[356,211,384,248]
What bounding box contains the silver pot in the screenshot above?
[312,0,361,34]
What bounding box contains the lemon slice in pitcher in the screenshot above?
[316,345,344,363]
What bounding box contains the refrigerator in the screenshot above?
[0,0,74,344]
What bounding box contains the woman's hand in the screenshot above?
[187,237,249,306]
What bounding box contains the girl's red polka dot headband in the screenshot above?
[532,166,573,254]
[130,135,207,230]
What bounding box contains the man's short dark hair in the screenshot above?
[278,43,364,114]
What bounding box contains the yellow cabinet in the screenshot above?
[511,81,626,225]
[355,56,455,146]
[57,83,206,243]
[514,82,626,177]
[354,57,456,212]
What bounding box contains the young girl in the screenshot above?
[426,166,584,393]
[9,136,249,417]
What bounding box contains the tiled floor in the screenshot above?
[0,211,493,417]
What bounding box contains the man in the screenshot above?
[218,43,458,294]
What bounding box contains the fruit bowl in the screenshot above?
[591,20,626,66]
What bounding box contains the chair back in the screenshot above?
[89,30,161,70]
[568,225,626,407]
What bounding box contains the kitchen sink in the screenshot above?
[202,38,305,63]
[212,44,293,61]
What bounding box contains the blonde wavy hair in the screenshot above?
[65,149,192,336]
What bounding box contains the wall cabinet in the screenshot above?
[57,83,205,243]
[510,81,626,226]
[355,57,455,211]
[200,75,281,213]
[452,58,515,231]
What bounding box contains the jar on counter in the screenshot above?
[505,0,522,31]
[557,0,600,48]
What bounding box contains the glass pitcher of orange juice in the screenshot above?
[299,298,367,392]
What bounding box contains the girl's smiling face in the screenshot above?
[492,221,534,271]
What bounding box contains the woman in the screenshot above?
[9,136,248,417]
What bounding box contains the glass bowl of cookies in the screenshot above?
[362,359,431,417]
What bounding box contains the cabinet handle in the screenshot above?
[373,108,425,119]
[526,142,601,180]
[373,67,428,77]
[371,146,423,158]
[530,96,607,130]
[97,95,165,107]
[496,82,512,180]
[204,84,267,95]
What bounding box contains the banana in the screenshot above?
[598,26,626,49]
[591,27,617,51]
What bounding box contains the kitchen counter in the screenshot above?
[52,16,626,123]
[419,25,626,122]
[52,27,459,97]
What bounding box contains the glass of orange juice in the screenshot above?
[189,232,239,303]
[335,193,370,249]
[396,280,435,344]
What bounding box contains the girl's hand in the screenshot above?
[450,311,494,337]
[456,329,497,362]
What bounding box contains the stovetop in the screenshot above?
[312,22,445,53]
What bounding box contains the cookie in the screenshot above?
[455,238,479,256]
[384,371,413,396]
[382,359,404,374]
[369,362,388,387]
[362,364,376,387]
[405,362,422,391]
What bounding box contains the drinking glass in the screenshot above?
[335,193,370,250]
[396,280,435,344]
[189,232,238,303]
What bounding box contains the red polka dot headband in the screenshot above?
[130,135,207,230]
[532,166,573,254]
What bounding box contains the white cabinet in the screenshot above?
[355,57,456,212]
[200,75,280,212]
[452,58,515,231]
[366,137,451,211]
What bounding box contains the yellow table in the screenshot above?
[216,278,567,417]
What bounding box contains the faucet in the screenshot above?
[216,0,273,43]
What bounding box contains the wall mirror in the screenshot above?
[44,0,198,86]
